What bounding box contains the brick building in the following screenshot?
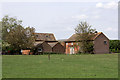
[61,32,109,54]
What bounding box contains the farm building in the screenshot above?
[34,41,52,54]
[61,32,109,54]
[34,33,65,54]
[48,42,65,54]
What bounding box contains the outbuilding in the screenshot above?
[34,41,52,54]
[34,33,65,54]
[48,42,65,54]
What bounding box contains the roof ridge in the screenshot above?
[34,33,54,34]
[67,32,104,41]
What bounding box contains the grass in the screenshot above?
[2,54,118,78]
[0,55,2,80]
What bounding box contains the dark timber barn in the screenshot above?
[48,42,65,54]
[34,33,65,54]
[34,41,52,54]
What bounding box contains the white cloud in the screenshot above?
[96,1,118,9]
[72,14,88,20]
[93,15,100,19]
[104,1,118,9]
[105,27,117,32]
[66,27,74,31]
[96,3,103,8]
[105,27,112,31]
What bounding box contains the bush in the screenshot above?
[110,40,120,53]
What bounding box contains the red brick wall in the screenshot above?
[22,50,30,55]
[65,42,79,54]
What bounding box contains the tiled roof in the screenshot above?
[67,32,105,41]
[34,33,56,41]
[91,32,102,40]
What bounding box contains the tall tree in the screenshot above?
[6,25,35,50]
[1,15,35,53]
[1,15,22,41]
[75,22,96,54]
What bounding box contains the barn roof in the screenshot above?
[34,33,56,41]
[34,41,44,46]
[67,32,107,41]
[47,42,58,47]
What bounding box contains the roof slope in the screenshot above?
[34,33,56,41]
[47,42,58,47]
[34,41,44,46]
[67,32,108,41]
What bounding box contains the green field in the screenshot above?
[0,55,2,80]
[2,54,118,78]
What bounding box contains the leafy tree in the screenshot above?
[1,15,22,41]
[6,25,35,50]
[0,23,2,52]
[0,22,2,40]
[75,22,96,54]
[109,40,120,53]
[1,15,35,54]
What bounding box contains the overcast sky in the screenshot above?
[0,0,118,40]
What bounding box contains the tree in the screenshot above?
[109,40,120,53]
[1,15,35,54]
[0,22,2,40]
[0,22,2,52]
[75,22,96,54]
[6,25,35,50]
[1,15,22,41]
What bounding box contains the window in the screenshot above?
[66,43,68,45]
[104,40,107,45]
[46,35,48,37]
[36,35,38,37]
[77,43,79,45]
[46,35,49,38]
[71,43,73,45]
[38,48,42,52]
